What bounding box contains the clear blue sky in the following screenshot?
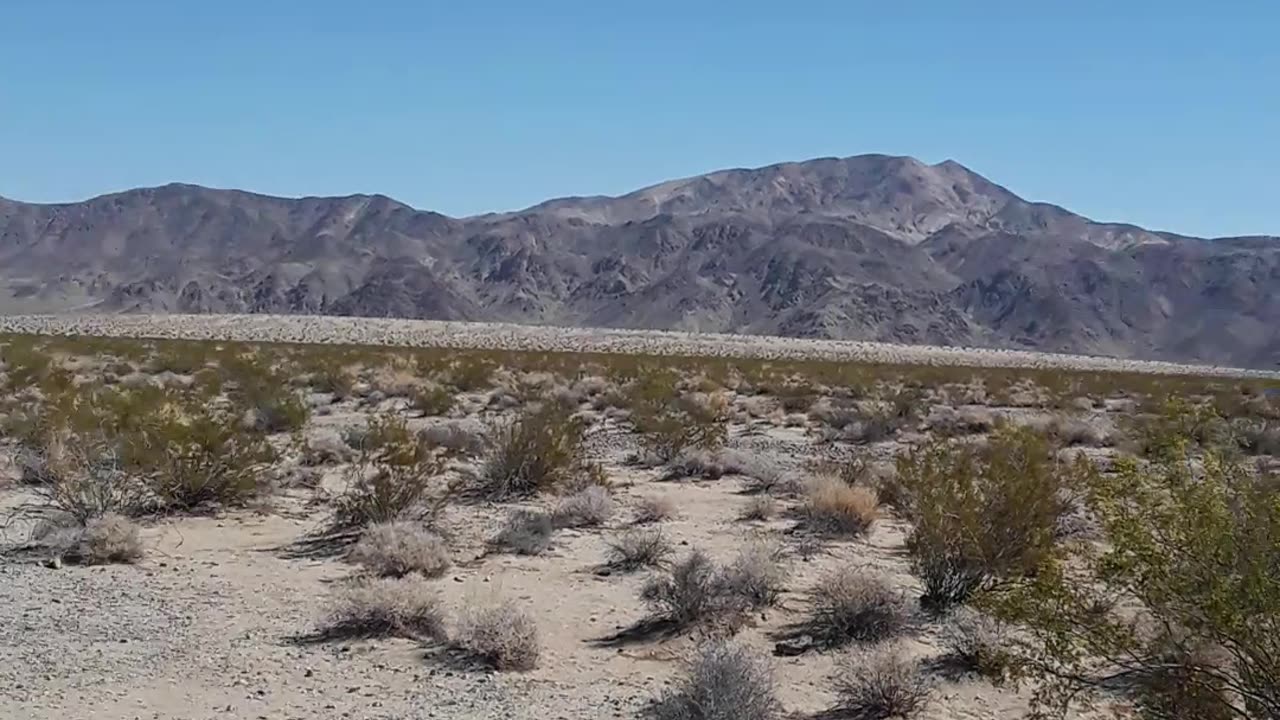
[1,1,1276,237]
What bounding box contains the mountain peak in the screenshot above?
[0,155,1277,367]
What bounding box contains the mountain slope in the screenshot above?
[0,155,1275,367]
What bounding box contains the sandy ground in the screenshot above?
[0,317,1221,719]
[0,312,1275,379]
[0,381,1115,720]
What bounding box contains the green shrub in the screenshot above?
[628,371,728,462]
[332,418,445,529]
[139,409,276,511]
[410,384,455,416]
[981,448,1280,720]
[479,401,593,498]
[897,426,1081,610]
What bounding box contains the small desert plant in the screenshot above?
[410,384,455,417]
[606,527,674,572]
[897,426,1081,610]
[321,577,447,641]
[23,439,152,522]
[551,486,614,528]
[641,549,739,629]
[331,414,446,529]
[348,522,451,578]
[40,513,145,565]
[634,495,679,524]
[830,647,933,720]
[802,475,880,536]
[446,359,496,392]
[492,509,554,555]
[720,538,789,610]
[801,568,910,649]
[1234,418,1280,456]
[740,495,778,521]
[480,401,592,498]
[140,411,276,511]
[418,420,487,456]
[981,448,1280,720]
[455,600,541,671]
[648,641,781,720]
[938,608,1013,683]
[630,372,729,462]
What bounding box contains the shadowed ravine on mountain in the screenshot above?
[1,154,1277,367]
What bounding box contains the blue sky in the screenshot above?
[1,1,1276,237]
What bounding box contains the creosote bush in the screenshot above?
[139,409,277,512]
[830,647,933,720]
[648,641,781,720]
[348,522,451,578]
[322,578,447,641]
[332,415,446,530]
[629,370,729,463]
[455,600,541,671]
[896,426,1082,610]
[980,445,1280,720]
[410,384,455,417]
[480,401,594,498]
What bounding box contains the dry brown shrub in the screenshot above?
[803,475,879,536]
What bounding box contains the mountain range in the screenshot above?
[1,154,1277,368]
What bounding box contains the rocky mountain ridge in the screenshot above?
[1,154,1276,367]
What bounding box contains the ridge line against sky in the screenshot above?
[1,1,1276,238]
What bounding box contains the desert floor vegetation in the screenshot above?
[0,327,1277,719]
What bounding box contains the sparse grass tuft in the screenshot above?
[938,608,1014,684]
[720,538,789,610]
[640,549,740,629]
[740,495,778,521]
[41,513,145,565]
